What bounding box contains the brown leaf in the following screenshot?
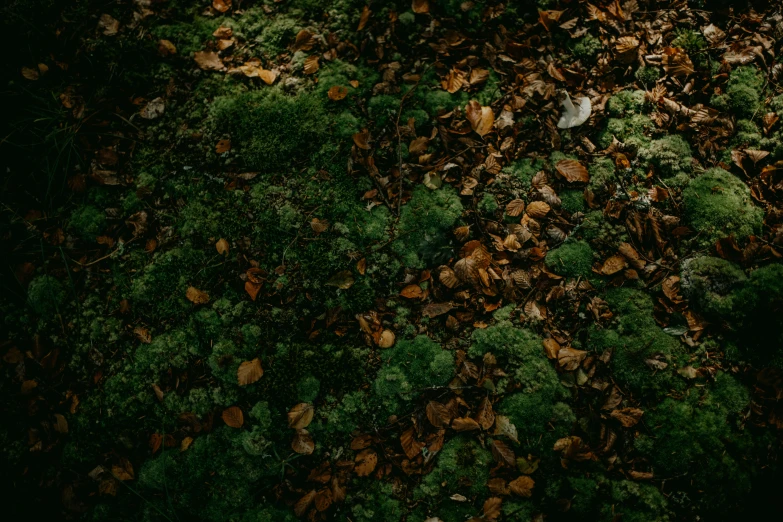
[491,439,515,467]
[194,51,225,71]
[401,427,424,459]
[452,417,480,432]
[292,429,315,455]
[237,358,264,385]
[186,286,210,305]
[483,497,503,521]
[328,86,349,101]
[157,39,177,56]
[293,29,315,52]
[421,302,454,318]
[610,407,644,427]
[442,69,465,93]
[411,0,430,14]
[600,255,628,276]
[294,490,316,517]
[357,6,372,31]
[488,478,510,496]
[212,0,231,13]
[426,401,453,428]
[258,69,277,85]
[439,266,460,288]
[543,338,560,359]
[556,159,589,183]
[505,199,525,217]
[245,281,262,301]
[409,136,429,155]
[54,414,69,434]
[112,458,134,481]
[558,347,587,371]
[304,55,320,75]
[377,329,396,348]
[288,403,315,429]
[326,271,354,289]
[314,488,333,512]
[400,284,424,299]
[352,129,371,150]
[351,434,373,450]
[465,100,494,137]
[98,14,119,36]
[354,449,378,477]
[509,476,535,497]
[526,201,550,218]
[475,397,495,430]
[493,415,519,444]
[215,238,229,255]
[222,406,244,428]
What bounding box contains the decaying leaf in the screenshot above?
[354,449,378,477]
[194,51,225,71]
[610,407,644,427]
[326,271,355,289]
[292,429,315,455]
[222,406,244,428]
[288,403,315,429]
[509,476,535,497]
[426,401,452,428]
[215,238,229,255]
[483,497,503,521]
[556,159,589,183]
[186,286,210,305]
[452,417,480,432]
[558,347,587,370]
[237,358,264,385]
[465,100,494,137]
[328,86,349,101]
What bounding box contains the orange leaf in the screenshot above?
[411,0,430,14]
[212,0,231,13]
[222,406,244,428]
[215,238,229,255]
[509,476,535,497]
[328,86,349,101]
[237,358,263,385]
[556,159,589,183]
[354,449,378,477]
[186,286,209,304]
[400,284,424,299]
[483,497,503,521]
[288,403,315,429]
[452,417,480,432]
[245,281,262,301]
[465,100,494,136]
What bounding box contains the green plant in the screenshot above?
[638,135,692,177]
[27,274,66,315]
[545,240,594,279]
[682,168,763,246]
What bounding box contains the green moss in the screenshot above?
[602,480,671,522]
[682,168,762,246]
[681,256,747,318]
[559,189,586,214]
[296,375,321,402]
[393,185,463,268]
[577,210,629,251]
[597,114,654,149]
[68,205,106,240]
[416,435,493,504]
[635,66,661,84]
[588,288,686,397]
[723,66,764,118]
[573,34,603,61]
[478,192,498,215]
[730,263,783,363]
[606,90,647,117]
[373,335,454,417]
[638,135,692,176]
[501,157,544,194]
[587,157,617,194]
[545,240,594,279]
[27,275,66,315]
[671,28,707,53]
[210,87,329,173]
[348,482,403,522]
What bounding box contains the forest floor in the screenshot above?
[2,1,783,521]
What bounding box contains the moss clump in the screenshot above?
[671,28,707,53]
[682,168,763,246]
[588,157,617,194]
[635,66,661,84]
[597,114,654,149]
[545,240,594,279]
[573,34,603,61]
[393,185,463,268]
[638,372,754,512]
[721,66,764,119]
[372,335,454,417]
[577,210,629,251]
[68,205,106,240]
[348,482,403,522]
[501,157,544,194]
[606,90,647,117]
[27,275,66,315]
[681,256,747,318]
[728,263,783,363]
[211,87,329,173]
[559,189,586,214]
[638,135,692,177]
[589,288,686,397]
[296,375,321,402]
[415,435,493,513]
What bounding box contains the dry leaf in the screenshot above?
[194,51,225,71]
[158,39,177,56]
[543,338,560,359]
[357,6,372,31]
[258,69,277,85]
[328,86,349,101]
[293,29,315,52]
[558,347,587,370]
[237,358,263,385]
[483,497,503,521]
[509,476,535,497]
[304,55,320,75]
[186,286,210,305]
[475,397,495,430]
[377,329,396,348]
[466,101,494,137]
[556,159,589,183]
[452,417,480,431]
[353,130,371,150]
[412,0,430,14]
[222,406,244,428]
[493,415,519,444]
[526,201,550,218]
[426,401,453,428]
[354,449,378,477]
[292,429,315,454]
[215,139,231,154]
[215,238,229,255]
[326,271,354,289]
[400,284,424,299]
[294,490,316,517]
[288,403,315,429]
[491,439,515,467]
[505,199,525,217]
[212,0,231,13]
[98,14,119,36]
[600,255,628,275]
[401,427,424,459]
[610,407,644,427]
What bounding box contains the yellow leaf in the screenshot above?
[186,286,210,304]
[215,238,229,255]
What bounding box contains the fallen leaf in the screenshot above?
[426,401,452,428]
[294,490,316,517]
[222,406,244,428]
[475,397,495,430]
[157,39,177,56]
[293,29,315,52]
[558,347,587,370]
[493,415,519,444]
[377,329,396,348]
[543,338,560,359]
[258,69,277,85]
[354,449,378,477]
[215,238,229,255]
[353,129,371,149]
[194,51,225,71]
[140,97,165,120]
[556,159,589,183]
[237,358,263,385]
[526,201,550,218]
[186,286,210,305]
[357,6,372,31]
[483,497,503,521]
[466,100,494,137]
[98,14,119,36]
[452,417,480,432]
[292,429,315,454]
[401,427,424,459]
[600,255,628,275]
[328,86,349,101]
[326,271,354,289]
[509,476,535,497]
[610,407,644,427]
[491,439,515,467]
[412,0,430,14]
[400,284,424,299]
[304,55,320,75]
[288,403,315,429]
[216,139,231,153]
[505,199,525,217]
[212,0,231,13]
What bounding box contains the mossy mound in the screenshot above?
[682,168,763,247]
[545,240,594,279]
